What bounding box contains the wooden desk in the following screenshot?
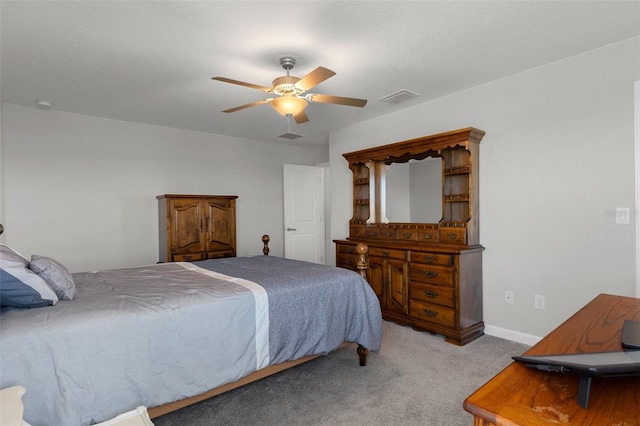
[464,293,640,425]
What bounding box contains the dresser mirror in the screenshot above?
[383,157,442,224]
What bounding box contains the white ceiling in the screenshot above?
[2,1,639,147]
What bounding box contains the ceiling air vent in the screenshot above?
[378,89,419,105]
[278,132,304,140]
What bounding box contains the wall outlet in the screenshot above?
[505,291,514,304]
[534,294,546,310]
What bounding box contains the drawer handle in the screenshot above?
[423,270,438,278]
[403,233,412,239]
[183,255,193,261]
[423,255,436,263]
[346,259,354,265]
[385,231,394,237]
[381,251,390,257]
[423,309,438,317]
[367,231,377,237]
[353,229,361,235]
[424,289,438,298]
[446,233,458,240]
[347,247,354,253]
[423,234,434,239]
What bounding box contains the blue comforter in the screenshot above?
[0,256,382,426]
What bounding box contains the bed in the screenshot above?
[0,230,381,426]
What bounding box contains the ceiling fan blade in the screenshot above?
[295,67,336,91]
[309,94,367,107]
[212,77,273,93]
[293,110,309,124]
[222,99,273,113]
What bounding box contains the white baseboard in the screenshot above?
[484,324,541,347]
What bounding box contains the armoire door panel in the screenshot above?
[169,199,204,253]
[205,201,234,250]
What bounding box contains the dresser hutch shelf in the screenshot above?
[335,127,485,345]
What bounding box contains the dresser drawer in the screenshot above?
[410,251,453,266]
[417,229,439,243]
[379,227,397,239]
[410,282,455,307]
[337,243,358,254]
[349,225,364,238]
[207,250,234,259]
[439,227,466,244]
[397,229,417,241]
[369,247,407,260]
[172,253,205,262]
[364,227,381,239]
[336,253,359,270]
[410,300,455,328]
[410,264,454,285]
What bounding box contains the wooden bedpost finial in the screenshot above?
[262,234,270,255]
[356,242,368,280]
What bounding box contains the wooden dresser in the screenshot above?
[335,128,485,345]
[464,294,640,425]
[157,194,237,262]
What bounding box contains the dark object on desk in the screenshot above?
[513,350,640,408]
[622,319,640,349]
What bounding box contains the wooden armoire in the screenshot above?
[334,128,485,345]
[157,194,237,263]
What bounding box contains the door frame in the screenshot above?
[634,81,640,296]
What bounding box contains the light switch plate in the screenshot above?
[616,207,630,225]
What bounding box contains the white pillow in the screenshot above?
[0,386,26,426]
[93,406,155,426]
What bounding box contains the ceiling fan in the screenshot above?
[212,57,367,124]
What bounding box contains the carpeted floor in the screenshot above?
[153,321,529,426]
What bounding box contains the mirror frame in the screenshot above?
[343,127,485,246]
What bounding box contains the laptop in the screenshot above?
[512,350,640,408]
[512,350,640,377]
[622,319,640,349]
[513,319,640,376]
[512,320,640,408]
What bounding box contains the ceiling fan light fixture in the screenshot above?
[213,56,366,123]
[270,96,307,117]
[272,76,303,96]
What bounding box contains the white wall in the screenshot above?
[330,37,640,342]
[2,104,327,272]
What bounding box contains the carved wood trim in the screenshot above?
[343,127,485,164]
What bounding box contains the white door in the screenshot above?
[283,164,325,264]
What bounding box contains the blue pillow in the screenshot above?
[0,244,58,308]
[29,255,76,300]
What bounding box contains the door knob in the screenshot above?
[286,227,297,231]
